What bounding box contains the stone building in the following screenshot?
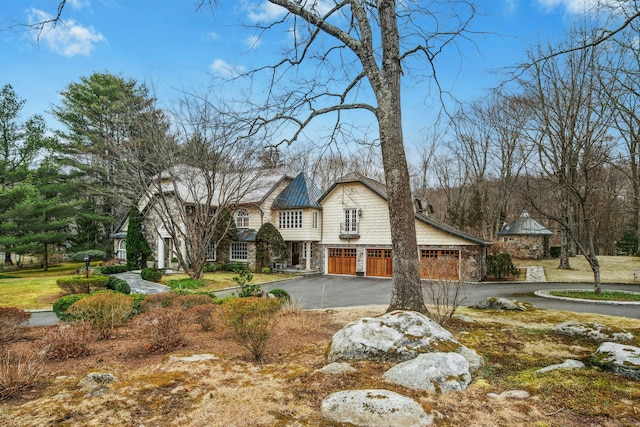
[497,210,553,259]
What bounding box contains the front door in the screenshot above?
[292,242,300,266]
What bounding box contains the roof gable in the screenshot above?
[272,172,322,209]
[498,210,553,236]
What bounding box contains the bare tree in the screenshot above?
[120,94,268,280]
[197,0,478,312]
[520,33,615,293]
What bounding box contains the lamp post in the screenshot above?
[84,254,89,278]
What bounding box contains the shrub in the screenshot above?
[67,250,106,262]
[68,292,134,339]
[550,246,561,258]
[0,350,44,401]
[99,265,130,275]
[129,293,147,317]
[140,292,178,312]
[175,294,215,310]
[137,307,192,353]
[166,278,206,290]
[268,289,291,301]
[53,293,89,321]
[188,304,219,331]
[238,284,262,298]
[485,253,518,279]
[57,276,109,295]
[107,276,131,294]
[44,322,95,360]
[261,267,272,273]
[140,268,163,282]
[203,263,221,273]
[0,308,31,343]
[221,297,283,362]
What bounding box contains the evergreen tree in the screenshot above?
[255,222,286,270]
[125,206,150,270]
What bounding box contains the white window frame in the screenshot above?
[342,208,359,233]
[278,210,303,229]
[313,211,318,229]
[302,242,313,259]
[205,242,217,261]
[230,242,248,261]
[236,208,250,228]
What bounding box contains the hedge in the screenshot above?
[57,276,109,295]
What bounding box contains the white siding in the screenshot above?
[415,221,476,246]
[276,208,322,241]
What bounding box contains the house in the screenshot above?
[497,210,553,259]
[113,170,490,281]
[318,172,490,281]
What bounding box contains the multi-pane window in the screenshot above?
[313,211,318,229]
[302,242,313,259]
[205,242,217,261]
[342,208,358,233]
[236,208,250,228]
[278,210,303,228]
[230,242,248,261]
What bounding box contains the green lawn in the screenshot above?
[514,255,640,283]
[0,264,300,310]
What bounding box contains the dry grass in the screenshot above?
[1,306,639,426]
[514,255,640,283]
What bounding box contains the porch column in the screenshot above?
[157,236,165,269]
[305,241,311,271]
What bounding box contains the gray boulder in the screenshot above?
[321,389,434,427]
[471,297,530,311]
[327,310,482,370]
[77,372,116,397]
[553,321,634,343]
[592,342,640,381]
[382,352,471,393]
[316,362,358,375]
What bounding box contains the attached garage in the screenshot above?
[327,247,357,275]
[420,249,460,280]
[366,248,393,277]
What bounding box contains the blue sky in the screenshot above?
[1,0,596,146]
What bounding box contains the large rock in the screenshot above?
[592,342,640,381]
[471,297,530,311]
[327,310,482,370]
[382,352,471,393]
[321,389,433,427]
[553,321,634,343]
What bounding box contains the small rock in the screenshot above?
[487,390,530,399]
[453,314,476,323]
[78,372,116,397]
[536,359,585,373]
[316,362,358,375]
[321,389,434,427]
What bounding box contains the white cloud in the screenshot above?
[210,58,245,77]
[246,1,286,23]
[27,8,105,57]
[536,0,600,14]
[67,0,90,10]
[204,31,220,41]
[246,35,261,49]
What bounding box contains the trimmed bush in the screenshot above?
[53,294,89,321]
[202,263,221,273]
[166,278,206,290]
[107,276,131,294]
[188,304,219,331]
[268,289,291,301]
[129,293,146,317]
[175,294,215,310]
[0,350,44,402]
[57,276,109,295]
[140,268,163,283]
[486,253,518,279]
[137,307,192,353]
[68,292,134,339]
[0,308,31,343]
[44,322,95,360]
[140,292,178,312]
[67,250,106,262]
[221,297,283,362]
[99,265,130,275]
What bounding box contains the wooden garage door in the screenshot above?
[328,248,357,275]
[366,249,393,277]
[420,249,459,280]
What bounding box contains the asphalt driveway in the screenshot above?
[256,275,640,320]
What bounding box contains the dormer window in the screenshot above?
[236,208,250,228]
